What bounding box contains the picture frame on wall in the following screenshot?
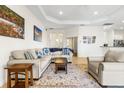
[0,5,25,39]
[82,36,96,44]
[33,25,42,42]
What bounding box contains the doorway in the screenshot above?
[66,37,78,56]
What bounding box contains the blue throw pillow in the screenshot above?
[43,48,50,55]
[35,50,43,58]
[62,48,70,55]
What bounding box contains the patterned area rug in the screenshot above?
[30,64,101,88]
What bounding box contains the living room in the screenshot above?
[1,2,124,92]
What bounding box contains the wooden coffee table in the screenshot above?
[54,57,68,74]
[5,63,33,88]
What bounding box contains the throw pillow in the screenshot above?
[12,50,26,60]
[24,51,31,59]
[24,51,34,59]
[28,50,38,59]
[35,50,43,58]
[62,48,70,55]
[43,48,50,55]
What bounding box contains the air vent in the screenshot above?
[103,23,114,26]
[80,24,85,26]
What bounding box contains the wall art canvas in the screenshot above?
[82,36,96,44]
[0,5,25,39]
[34,25,42,42]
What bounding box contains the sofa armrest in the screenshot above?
[99,62,124,71]
[87,56,104,62]
[69,51,73,57]
[8,59,40,66]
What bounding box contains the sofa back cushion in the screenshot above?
[104,50,118,62]
[104,50,124,62]
[88,56,104,62]
[52,51,62,56]
[11,50,26,60]
[116,51,124,62]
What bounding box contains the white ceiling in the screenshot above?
[27,5,124,29]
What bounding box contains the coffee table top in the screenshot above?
[4,63,33,70]
[54,57,67,64]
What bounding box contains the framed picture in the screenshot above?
[0,5,25,39]
[82,36,96,44]
[34,25,42,42]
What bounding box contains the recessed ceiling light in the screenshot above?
[122,20,124,23]
[59,11,63,15]
[94,11,98,15]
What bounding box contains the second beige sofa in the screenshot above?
[88,50,124,87]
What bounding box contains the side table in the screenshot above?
[4,63,33,88]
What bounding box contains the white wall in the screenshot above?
[0,5,47,86]
[78,26,106,57]
[64,27,78,37]
[105,29,114,46]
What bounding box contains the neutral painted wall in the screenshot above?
[64,27,78,37]
[0,5,47,86]
[78,26,106,57]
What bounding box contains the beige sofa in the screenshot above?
[88,50,124,87]
[7,48,73,79]
[8,49,51,79]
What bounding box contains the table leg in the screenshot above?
[30,67,33,86]
[25,69,29,88]
[15,72,18,85]
[55,64,57,74]
[66,64,67,74]
[7,70,11,88]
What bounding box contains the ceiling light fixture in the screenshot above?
[59,11,63,15]
[122,20,124,23]
[94,11,98,15]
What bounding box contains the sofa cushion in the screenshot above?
[12,50,26,60]
[41,55,51,61]
[88,57,104,62]
[52,51,62,56]
[115,52,124,62]
[104,50,118,62]
[39,55,51,69]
